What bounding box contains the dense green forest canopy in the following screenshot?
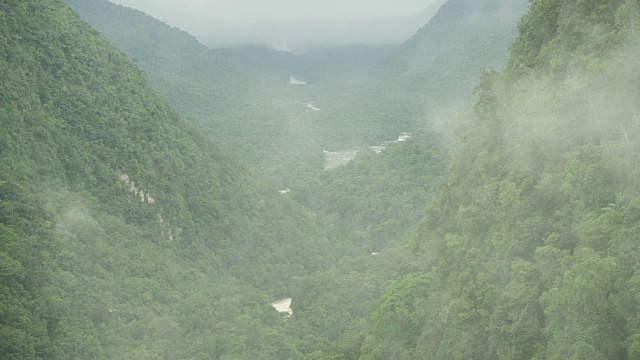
[0,0,419,358]
[66,0,330,186]
[361,0,640,359]
[5,0,640,359]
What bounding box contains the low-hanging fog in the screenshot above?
[108,0,445,50]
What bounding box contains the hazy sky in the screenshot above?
[109,0,438,25]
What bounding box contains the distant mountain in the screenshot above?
[415,0,450,24]
[283,0,530,146]
[67,0,530,170]
[386,0,529,118]
[387,0,530,107]
[66,0,251,117]
[214,0,530,150]
[195,0,447,51]
[67,0,329,185]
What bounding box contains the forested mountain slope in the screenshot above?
[218,0,530,151]
[66,0,326,186]
[391,0,529,106]
[0,1,381,358]
[294,0,530,148]
[362,0,640,358]
[66,0,250,119]
[68,0,529,172]
[292,131,450,252]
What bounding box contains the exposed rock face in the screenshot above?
[271,298,293,317]
[290,76,306,85]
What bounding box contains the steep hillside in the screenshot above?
[66,0,325,186]
[222,0,530,150]
[362,0,640,358]
[195,0,446,50]
[0,1,384,358]
[292,131,450,252]
[392,0,529,105]
[66,0,248,115]
[290,0,530,148]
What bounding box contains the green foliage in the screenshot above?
[16,0,640,358]
[0,0,394,358]
[362,0,640,358]
[288,0,529,149]
[66,0,528,187]
[66,0,326,186]
[1,0,458,358]
[292,133,449,251]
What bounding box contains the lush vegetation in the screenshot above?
[292,132,450,252]
[0,0,455,358]
[67,0,527,188]
[0,1,392,358]
[361,0,640,358]
[295,0,529,148]
[6,0,638,358]
[66,0,329,187]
